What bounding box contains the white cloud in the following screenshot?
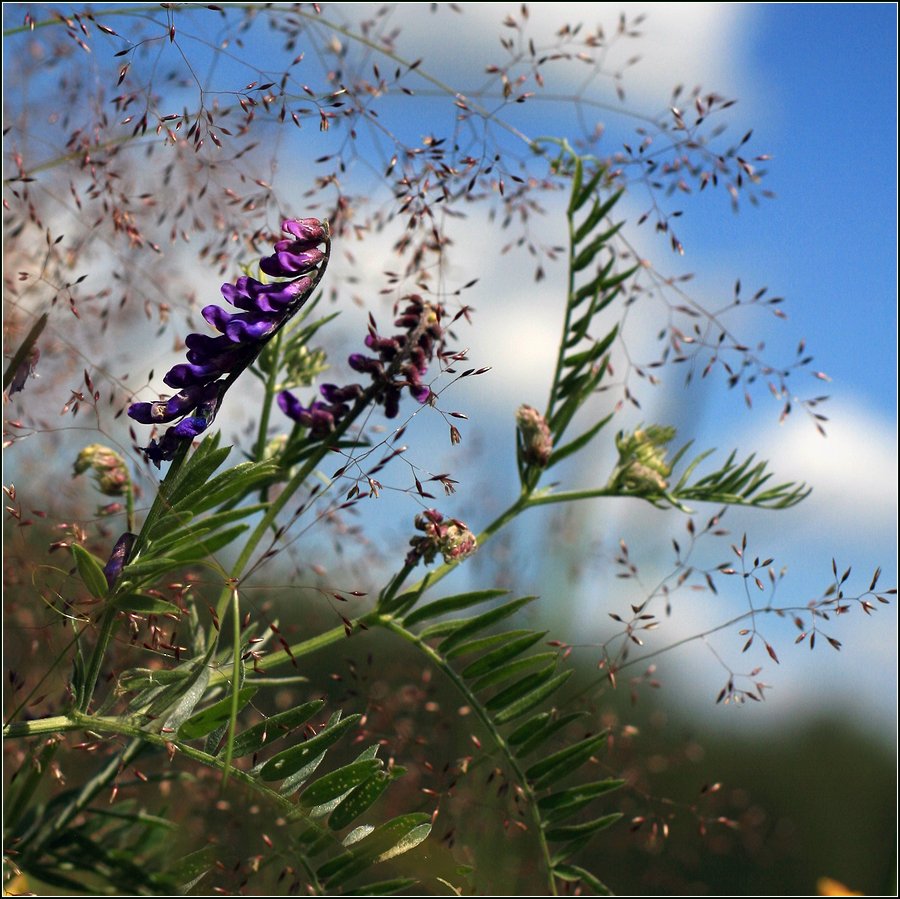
[734,399,898,538]
[336,3,760,111]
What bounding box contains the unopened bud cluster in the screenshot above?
[612,425,675,493]
[73,444,130,496]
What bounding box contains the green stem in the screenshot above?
[379,618,558,897]
[220,587,242,787]
[526,486,617,507]
[80,440,191,714]
[253,331,282,463]
[4,738,60,831]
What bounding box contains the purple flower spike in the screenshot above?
[129,217,330,466]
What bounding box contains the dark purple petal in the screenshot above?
[252,277,311,312]
[128,401,168,424]
[277,390,305,420]
[259,247,325,278]
[409,384,431,404]
[320,383,363,404]
[202,305,277,344]
[103,531,137,589]
[164,361,227,389]
[348,354,383,376]
[224,316,277,343]
[220,276,256,310]
[283,218,327,242]
[143,430,186,467]
[384,388,401,419]
[170,416,210,439]
[184,332,233,363]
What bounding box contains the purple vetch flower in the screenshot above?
[278,295,446,437]
[128,219,330,466]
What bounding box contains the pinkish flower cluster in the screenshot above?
[405,508,477,568]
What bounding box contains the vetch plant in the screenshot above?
[2,4,894,896]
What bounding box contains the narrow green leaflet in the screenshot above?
[300,759,384,808]
[471,652,559,692]
[460,631,547,680]
[444,629,537,660]
[3,311,47,391]
[166,845,216,893]
[525,732,609,789]
[155,442,232,519]
[352,878,420,896]
[437,596,538,655]
[165,524,249,562]
[547,413,615,468]
[493,670,573,725]
[112,593,180,614]
[151,504,267,554]
[316,813,432,887]
[328,772,392,832]
[224,699,325,759]
[177,686,257,740]
[553,864,612,896]
[483,664,559,712]
[545,812,622,842]
[172,460,278,516]
[573,187,622,244]
[538,779,625,821]
[402,589,509,628]
[261,713,361,781]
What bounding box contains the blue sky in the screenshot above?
[334,2,899,734]
[5,3,896,736]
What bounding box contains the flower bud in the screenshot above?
[73,444,130,496]
[516,405,553,467]
[612,426,675,493]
